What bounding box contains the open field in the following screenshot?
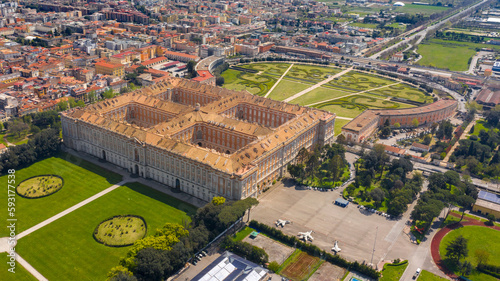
[243,234,295,265]
[386,22,407,30]
[280,251,323,281]
[16,181,196,281]
[0,153,122,237]
[350,22,379,29]
[232,226,255,242]
[420,270,448,281]
[268,79,312,101]
[0,255,37,281]
[439,226,500,281]
[417,39,500,71]
[286,64,341,83]
[379,261,409,281]
[394,4,450,15]
[291,87,349,105]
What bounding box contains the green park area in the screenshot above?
[350,22,379,29]
[16,181,195,280]
[417,39,500,71]
[439,226,500,281]
[394,4,450,15]
[267,79,311,101]
[238,62,291,76]
[0,255,37,281]
[290,87,348,106]
[326,71,396,92]
[222,69,277,96]
[0,153,122,237]
[285,64,341,83]
[420,270,448,280]
[379,260,409,281]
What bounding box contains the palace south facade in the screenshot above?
[61,78,336,201]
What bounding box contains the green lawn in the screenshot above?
[315,104,365,119]
[0,255,37,281]
[0,153,123,237]
[393,4,450,15]
[335,119,351,136]
[420,270,447,281]
[267,80,311,101]
[417,39,500,71]
[380,261,409,281]
[232,226,255,242]
[327,71,396,92]
[350,22,379,29]
[238,63,291,76]
[439,226,500,281]
[291,87,349,105]
[386,22,407,30]
[16,182,196,281]
[369,84,433,104]
[222,69,277,96]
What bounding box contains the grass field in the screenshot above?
[386,22,407,30]
[222,69,277,96]
[280,251,323,281]
[471,119,498,137]
[326,71,396,92]
[268,79,312,101]
[232,226,255,242]
[393,4,450,15]
[0,255,37,281]
[0,153,122,237]
[417,39,500,71]
[291,87,349,105]
[334,119,351,135]
[420,270,447,281]
[439,226,500,281]
[350,22,379,29]
[369,84,433,104]
[16,181,196,281]
[315,104,365,118]
[380,261,409,281]
[238,63,291,76]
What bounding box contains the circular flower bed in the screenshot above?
[16,175,64,198]
[94,215,147,247]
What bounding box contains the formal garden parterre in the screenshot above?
[16,175,64,198]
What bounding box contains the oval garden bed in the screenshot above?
[94,215,147,247]
[16,175,64,198]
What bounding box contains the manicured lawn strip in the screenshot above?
[386,22,407,30]
[449,210,500,227]
[334,119,350,136]
[420,270,447,281]
[286,64,340,83]
[393,4,450,15]
[0,255,37,281]
[0,153,122,236]
[350,22,378,29]
[232,226,255,242]
[292,87,349,105]
[268,80,312,101]
[239,63,291,76]
[439,226,500,268]
[368,84,432,104]
[380,261,409,281]
[16,182,196,281]
[327,71,396,92]
[222,69,277,96]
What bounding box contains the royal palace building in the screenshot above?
[61,78,336,201]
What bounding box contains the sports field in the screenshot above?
[0,153,122,237]
[280,251,323,281]
[16,181,196,280]
[393,4,450,15]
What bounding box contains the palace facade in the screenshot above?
[342,99,457,143]
[61,77,336,201]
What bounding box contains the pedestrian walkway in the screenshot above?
[16,254,48,281]
[305,82,401,107]
[264,63,294,98]
[336,116,353,120]
[283,67,353,102]
[442,117,477,163]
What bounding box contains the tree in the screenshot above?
[288,164,305,180]
[212,196,225,206]
[296,147,309,164]
[445,235,468,263]
[330,154,344,181]
[486,214,496,226]
[216,76,225,86]
[369,188,385,207]
[336,134,347,145]
[187,60,197,78]
[423,135,432,145]
[107,266,136,281]
[412,118,419,128]
[8,121,29,138]
[102,89,117,99]
[458,261,473,276]
[134,248,171,281]
[394,122,400,129]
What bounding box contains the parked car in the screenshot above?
[413,268,421,279]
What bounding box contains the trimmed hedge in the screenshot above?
[220,236,269,265]
[249,220,380,279]
[93,215,147,247]
[477,264,500,279]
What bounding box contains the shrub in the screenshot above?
[268,261,280,272]
[220,236,269,265]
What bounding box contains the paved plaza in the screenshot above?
[250,182,418,267]
[243,234,295,264]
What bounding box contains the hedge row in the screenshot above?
[220,236,269,265]
[249,220,380,279]
[477,264,500,279]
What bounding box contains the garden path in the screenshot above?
[16,254,48,281]
[441,116,477,163]
[264,63,294,98]
[304,82,401,107]
[283,67,353,102]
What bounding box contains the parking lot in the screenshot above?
[250,182,418,266]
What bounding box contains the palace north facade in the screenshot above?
[61,77,336,201]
